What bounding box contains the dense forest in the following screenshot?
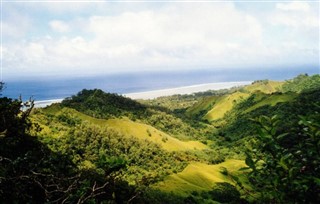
[0,74,319,203]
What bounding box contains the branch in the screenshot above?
[127,191,141,204]
[77,181,109,204]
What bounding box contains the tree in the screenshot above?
[0,86,140,203]
[243,110,320,203]
[0,96,34,138]
[0,81,4,94]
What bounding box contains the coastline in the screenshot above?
[33,81,252,107]
[34,99,64,108]
[124,81,252,99]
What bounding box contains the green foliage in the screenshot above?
[2,74,319,202]
[62,89,147,119]
[0,93,146,203]
[146,109,201,139]
[140,87,239,113]
[0,97,31,137]
[62,89,204,141]
[281,74,320,93]
[35,111,188,185]
[206,182,241,203]
[219,88,320,144]
[1,90,185,203]
[139,189,187,204]
[243,111,320,203]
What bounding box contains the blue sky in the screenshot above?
[1,0,319,79]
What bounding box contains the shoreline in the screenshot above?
[124,81,252,99]
[33,81,252,107]
[34,99,64,108]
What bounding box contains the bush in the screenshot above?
[206,182,240,203]
[243,111,320,203]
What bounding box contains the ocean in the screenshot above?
[1,67,318,101]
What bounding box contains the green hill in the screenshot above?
[2,73,319,203]
[242,80,283,93]
[186,80,284,122]
[155,159,246,195]
[105,118,208,151]
[38,105,207,152]
[61,89,147,119]
[203,91,250,121]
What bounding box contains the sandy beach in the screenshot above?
[33,81,252,107]
[34,99,64,108]
[124,81,252,99]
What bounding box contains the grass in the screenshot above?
[204,92,250,121]
[244,81,284,94]
[196,81,284,122]
[244,92,296,113]
[39,105,207,152]
[154,159,246,196]
[105,118,208,151]
[185,96,219,117]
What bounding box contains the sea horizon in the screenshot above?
[2,67,318,104]
[32,80,252,107]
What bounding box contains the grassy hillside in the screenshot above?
[39,105,207,152]
[155,159,246,195]
[106,118,207,151]
[203,92,250,121]
[214,83,320,151]
[242,80,283,93]
[281,74,320,93]
[243,92,296,114]
[185,96,219,118]
[4,73,318,203]
[187,80,283,122]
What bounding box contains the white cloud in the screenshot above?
[84,3,263,65]
[272,2,318,28]
[270,11,318,28]
[276,1,310,12]
[19,1,100,14]
[2,2,319,78]
[2,9,32,39]
[49,20,70,33]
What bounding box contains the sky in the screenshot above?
[1,0,319,80]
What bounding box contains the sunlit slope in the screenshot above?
[203,92,250,121]
[188,80,284,122]
[243,80,283,94]
[244,92,297,114]
[105,118,207,151]
[185,96,219,117]
[155,159,246,195]
[40,105,207,152]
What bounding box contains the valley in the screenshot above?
[1,74,319,203]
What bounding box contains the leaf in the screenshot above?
[288,167,297,178]
[271,114,277,120]
[245,153,256,171]
[278,157,288,171]
[230,174,243,187]
[276,133,289,140]
[273,119,281,128]
[315,178,320,186]
[239,167,251,171]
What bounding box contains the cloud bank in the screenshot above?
[2,1,319,79]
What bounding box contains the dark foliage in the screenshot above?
[0,93,147,203]
[242,110,320,203]
[207,182,241,203]
[0,97,32,137]
[62,89,147,119]
[220,88,320,142]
